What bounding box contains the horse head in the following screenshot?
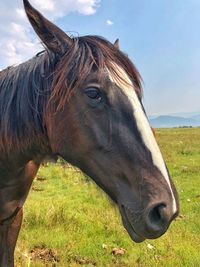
[23,0,179,242]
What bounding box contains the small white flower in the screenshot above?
[147,243,155,250]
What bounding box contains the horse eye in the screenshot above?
[85,87,102,100]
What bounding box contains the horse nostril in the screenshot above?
[146,203,169,233]
[149,204,164,224]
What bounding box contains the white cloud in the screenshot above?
[32,0,100,17]
[106,19,114,26]
[32,0,55,12]
[0,21,40,67]
[0,0,100,69]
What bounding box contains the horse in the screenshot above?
[0,0,179,266]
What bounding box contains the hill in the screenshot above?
[149,112,200,128]
[150,115,200,128]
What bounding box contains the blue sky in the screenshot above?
[0,0,199,115]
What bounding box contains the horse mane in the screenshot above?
[0,52,55,154]
[0,35,142,155]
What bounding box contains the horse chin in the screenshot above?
[120,206,145,243]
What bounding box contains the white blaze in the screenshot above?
[107,63,177,213]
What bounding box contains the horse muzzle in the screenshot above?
[120,201,179,242]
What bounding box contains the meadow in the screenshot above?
[15,128,200,267]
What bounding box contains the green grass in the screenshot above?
[15,128,200,267]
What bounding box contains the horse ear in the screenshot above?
[114,38,120,49]
[23,0,73,55]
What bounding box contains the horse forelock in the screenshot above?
[48,35,143,111]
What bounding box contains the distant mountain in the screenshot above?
[149,115,200,128]
[192,114,200,121]
[168,111,200,118]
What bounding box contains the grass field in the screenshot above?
[15,128,200,267]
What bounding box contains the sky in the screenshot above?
[0,0,199,116]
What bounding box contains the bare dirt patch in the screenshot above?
[30,245,59,264]
[73,255,96,265]
[36,175,47,182]
[32,186,44,192]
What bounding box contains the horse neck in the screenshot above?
[0,52,56,157]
